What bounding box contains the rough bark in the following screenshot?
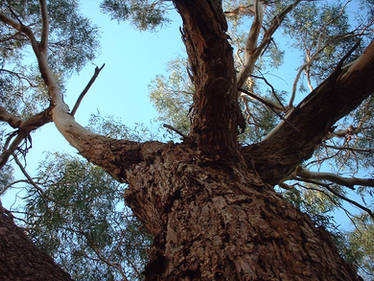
[124,143,360,281]
[0,205,73,280]
[174,0,245,154]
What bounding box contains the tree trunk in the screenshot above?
[0,205,73,281]
[124,143,360,281]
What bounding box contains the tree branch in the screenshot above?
[174,0,243,153]
[251,73,286,110]
[0,106,22,128]
[289,1,351,107]
[324,144,374,153]
[38,0,48,52]
[254,0,303,60]
[296,166,374,189]
[243,39,374,184]
[237,0,263,88]
[296,177,374,220]
[0,108,52,170]
[71,64,105,116]
[3,2,161,181]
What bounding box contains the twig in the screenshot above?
[238,88,299,132]
[71,64,105,116]
[296,177,374,220]
[251,72,285,110]
[324,144,374,153]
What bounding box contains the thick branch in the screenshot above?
[1,2,161,181]
[0,108,52,169]
[243,40,374,184]
[0,106,22,128]
[174,0,243,154]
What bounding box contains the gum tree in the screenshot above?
[1,0,374,280]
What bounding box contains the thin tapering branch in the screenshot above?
[239,88,299,132]
[71,64,105,116]
[237,0,263,88]
[296,177,374,220]
[296,166,374,189]
[251,73,286,110]
[324,144,374,153]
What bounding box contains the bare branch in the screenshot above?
[239,88,283,112]
[324,144,374,153]
[243,39,374,184]
[0,179,29,196]
[0,108,52,170]
[163,124,187,139]
[38,0,48,52]
[0,11,40,56]
[71,64,105,116]
[237,0,302,91]
[251,73,286,110]
[237,0,263,88]
[255,0,302,57]
[0,68,37,87]
[296,177,374,220]
[239,88,299,132]
[12,153,52,211]
[224,5,255,17]
[289,1,353,107]
[296,166,374,189]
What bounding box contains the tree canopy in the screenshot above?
[1,0,374,280]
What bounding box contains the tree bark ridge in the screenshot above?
[0,206,74,280]
[174,0,244,154]
[124,143,360,281]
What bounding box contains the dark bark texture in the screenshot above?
[124,143,360,281]
[0,205,73,281]
[175,0,245,154]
